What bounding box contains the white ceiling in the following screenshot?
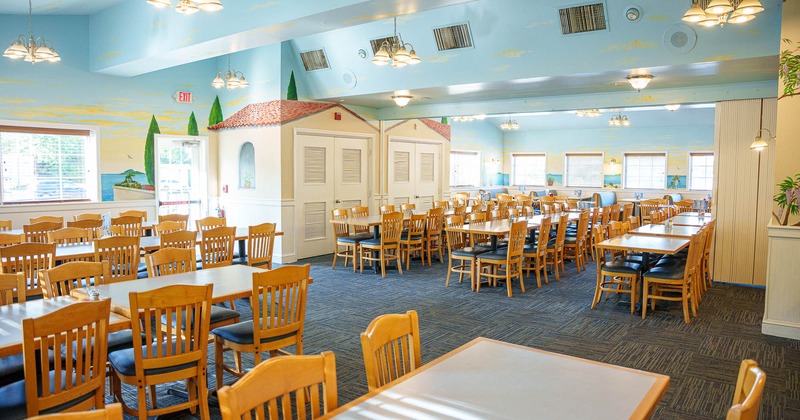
[0,0,128,15]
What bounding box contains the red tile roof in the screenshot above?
[385,118,451,141]
[208,100,375,131]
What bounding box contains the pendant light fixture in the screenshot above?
[372,17,421,68]
[626,74,653,92]
[682,0,764,28]
[500,118,519,131]
[392,95,413,107]
[576,109,601,118]
[211,54,248,90]
[147,0,224,14]
[609,113,631,127]
[3,0,61,64]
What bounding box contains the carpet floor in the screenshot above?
[115,254,799,419]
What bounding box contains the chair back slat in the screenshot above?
[93,236,141,282]
[24,222,63,242]
[0,232,25,247]
[349,206,370,235]
[195,216,226,232]
[30,216,64,225]
[248,223,276,268]
[47,227,93,246]
[0,219,12,231]
[42,261,110,298]
[0,242,56,298]
[160,230,197,250]
[110,216,142,237]
[200,226,236,269]
[0,272,26,305]
[153,221,186,235]
[146,247,196,277]
[158,213,189,224]
[73,213,102,221]
[253,265,310,344]
[119,210,147,222]
[360,310,421,392]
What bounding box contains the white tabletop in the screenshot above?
[327,338,669,420]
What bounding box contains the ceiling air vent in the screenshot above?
[559,3,607,35]
[433,23,473,51]
[300,49,329,71]
[369,36,400,55]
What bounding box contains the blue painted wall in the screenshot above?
[449,120,504,186]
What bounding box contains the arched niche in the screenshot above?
[239,142,255,189]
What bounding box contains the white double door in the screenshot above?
[387,140,440,212]
[295,133,370,259]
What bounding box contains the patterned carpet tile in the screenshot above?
[666,375,735,417]
[602,341,693,378]
[699,335,786,369]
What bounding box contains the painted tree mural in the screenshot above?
[144,115,161,186]
[209,95,223,126]
[441,117,448,124]
[188,111,199,136]
[287,71,298,100]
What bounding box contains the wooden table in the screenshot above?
[678,212,712,217]
[71,264,271,318]
[324,337,669,419]
[629,224,701,238]
[0,296,131,357]
[448,213,578,251]
[662,215,714,227]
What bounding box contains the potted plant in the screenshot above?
[546,176,554,186]
[773,172,800,226]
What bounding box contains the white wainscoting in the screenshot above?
[218,197,296,264]
[762,223,800,339]
[0,200,157,227]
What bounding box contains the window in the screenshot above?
[565,153,603,187]
[511,153,546,186]
[0,124,97,203]
[624,153,666,189]
[689,153,714,190]
[450,150,480,187]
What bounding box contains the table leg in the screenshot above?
[490,235,498,251]
[238,239,246,264]
[636,252,652,314]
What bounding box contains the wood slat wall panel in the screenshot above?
[753,99,777,286]
[713,99,774,286]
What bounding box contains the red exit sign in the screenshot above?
[175,91,192,103]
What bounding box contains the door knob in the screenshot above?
[335,199,341,204]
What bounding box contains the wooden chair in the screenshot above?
[523,215,551,288]
[361,310,421,392]
[93,236,141,282]
[639,200,660,225]
[47,227,93,245]
[0,272,25,306]
[109,216,142,237]
[217,352,337,420]
[195,216,226,232]
[200,226,236,269]
[0,220,12,231]
[28,403,123,419]
[564,210,590,273]
[628,215,640,230]
[675,199,695,214]
[476,220,527,297]
[248,222,276,269]
[400,203,416,212]
[546,214,568,280]
[359,212,403,278]
[593,237,642,314]
[158,213,189,224]
[0,242,56,299]
[0,232,25,247]
[23,221,63,243]
[109,284,212,419]
[433,200,449,209]
[152,221,185,235]
[30,216,64,225]
[379,204,395,214]
[160,230,197,250]
[642,231,704,323]
[727,359,766,420]
[73,213,101,221]
[400,214,426,270]
[41,261,110,299]
[423,208,444,266]
[145,247,196,277]
[444,215,486,290]
[349,206,371,237]
[609,204,621,222]
[147,248,239,331]
[118,210,147,222]
[469,213,491,249]
[66,219,104,239]
[621,203,634,221]
[332,209,360,271]
[212,265,310,390]
[701,219,716,293]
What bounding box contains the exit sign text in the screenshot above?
[175,91,193,103]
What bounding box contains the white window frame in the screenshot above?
[449,149,481,187]
[0,119,99,204]
[623,151,667,190]
[511,153,547,187]
[564,152,604,188]
[688,152,714,191]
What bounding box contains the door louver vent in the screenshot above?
[433,23,473,51]
[369,36,400,55]
[559,3,607,35]
[299,49,329,71]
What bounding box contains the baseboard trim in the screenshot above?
[762,319,800,340]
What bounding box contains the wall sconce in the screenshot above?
[610,158,617,165]
[750,128,775,151]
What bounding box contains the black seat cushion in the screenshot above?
[644,265,686,280]
[108,341,198,377]
[400,233,423,241]
[211,321,296,346]
[337,234,370,244]
[477,250,507,261]
[360,237,397,246]
[0,349,56,388]
[601,259,642,274]
[451,247,487,257]
[161,306,240,329]
[564,237,578,244]
[0,370,95,420]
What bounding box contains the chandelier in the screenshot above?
[451,115,487,122]
[3,0,61,64]
[211,55,248,90]
[609,114,631,127]
[500,118,519,131]
[147,0,223,14]
[372,17,421,68]
[682,0,763,27]
[576,109,601,118]
[627,74,653,92]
